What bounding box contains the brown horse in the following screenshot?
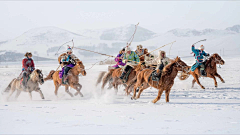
[98,63,145,95]
[131,57,189,103]
[180,53,225,89]
[44,61,86,97]
[4,69,45,100]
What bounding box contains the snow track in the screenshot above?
[0,57,240,134]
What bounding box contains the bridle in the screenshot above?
[175,61,189,73]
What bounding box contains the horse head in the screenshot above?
[174,56,189,73]
[76,61,86,76]
[212,53,225,65]
[31,69,44,85]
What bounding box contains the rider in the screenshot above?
[21,52,35,89]
[144,48,154,62]
[191,44,210,76]
[145,50,170,77]
[60,47,80,84]
[119,47,140,80]
[112,48,126,69]
[135,45,145,62]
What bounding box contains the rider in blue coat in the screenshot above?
[191,44,210,76]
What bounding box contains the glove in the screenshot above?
[207,53,210,56]
[141,62,146,65]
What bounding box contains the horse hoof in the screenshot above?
[202,87,205,89]
[222,81,225,83]
[215,86,217,88]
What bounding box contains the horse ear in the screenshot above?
[77,61,82,65]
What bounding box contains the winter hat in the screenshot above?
[125,47,132,52]
[137,45,143,49]
[199,45,204,50]
[24,52,32,57]
[67,46,72,53]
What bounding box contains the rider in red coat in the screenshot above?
[21,52,35,89]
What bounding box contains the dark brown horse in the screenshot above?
[44,61,86,97]
[131,57,189,103]
[180,53,225,89]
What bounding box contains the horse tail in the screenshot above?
[95,71,107,86]
[44,70,55,81]
[2,79,15,94]
[101,70,114,89]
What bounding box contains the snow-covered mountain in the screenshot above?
[1,24,240,62]
[100,24,156,42]
[167,28,237,37]
[225,25,240,33]
[78,24,157,42]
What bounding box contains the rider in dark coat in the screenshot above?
[21,52,35,89]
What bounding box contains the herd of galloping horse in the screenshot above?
[3,52,225,104]
[96,54,225,103]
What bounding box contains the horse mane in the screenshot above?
[30,69,40,82]
[162,59,176,75]
[205,53,218,68]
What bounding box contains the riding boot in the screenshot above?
[62,75,67,84]
[119,71,126,80]
[120,65,131,80]
[22,72,28,90]
[200,70,207,76]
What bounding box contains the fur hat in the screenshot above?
[199,45,204,50]
[125,47,132,52]
[119,48,125,54]
[67,46,72,53]
[137,45,143,50]
[24,52,32,57]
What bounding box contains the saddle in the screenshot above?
[122,68,132,83]
[148,70,162,82]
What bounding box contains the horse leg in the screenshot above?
[65,85,73,97]
[192,79,196,88]
[28,91,32,100]
[214,73,225,83]
[165,90,170,102]
[72,84,83,97]
[152,88,164,104]
[15,90,21,99]
[36,88,44,99]
[136,83,149,99]
[192,73,205,89]
[209,74,218,87]
[7,88,16,101]
[54,81,60,97]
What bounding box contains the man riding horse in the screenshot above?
[119,47,140,80]
[59,47,80,84]
[191,44,210,76]
[112,48,126,69]
[135,45,154,62]
[20,52,35,89]
[145,50,170,79]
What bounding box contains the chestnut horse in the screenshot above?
[131,57,189,103]
[44,61,86,97]
[180,53,225,89]
[98,63,145,95]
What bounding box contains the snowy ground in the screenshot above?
[0,56,240,134]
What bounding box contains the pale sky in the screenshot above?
[0,1,240,41]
